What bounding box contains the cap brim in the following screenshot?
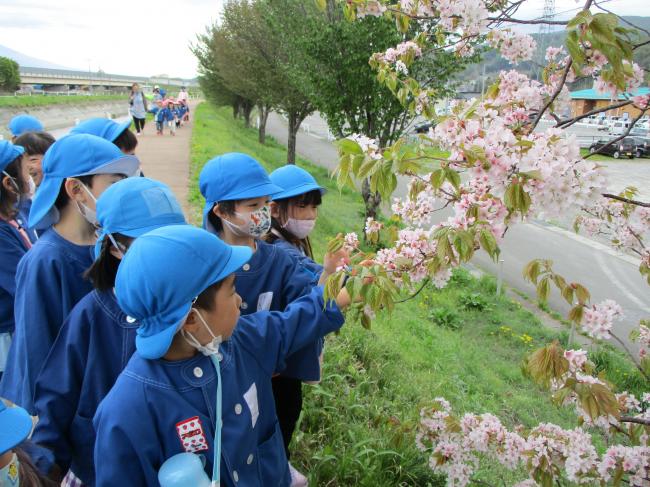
[0,405,33,455]
[271,182,326,201]
[225,182,284,202]
[78,154,141,178]
[136,303,192,360]
[218,245,253,282]
[109,120,133,142]
[94,221,189,259]
[28,175,64,228]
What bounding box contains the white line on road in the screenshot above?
[595,250,650,314]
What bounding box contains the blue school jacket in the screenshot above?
[230,239,324,381]
[0,228,94,413]
[93,286,344,487]
[270,238,324,281]
[158,108,174,122]
[0,220,32,335]
[33,290,138,484]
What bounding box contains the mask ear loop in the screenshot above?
[106,233,126,258]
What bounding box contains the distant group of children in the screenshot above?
[0,112,353,486]
[150,99,190,136]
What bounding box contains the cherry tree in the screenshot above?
[321,0,650,484]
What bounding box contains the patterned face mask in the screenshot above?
[0,452,20,487]
[222,206,271,238]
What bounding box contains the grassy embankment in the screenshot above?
[0,94,126,108]
[190,102,646,486]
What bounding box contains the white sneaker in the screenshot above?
[289,463,308,487]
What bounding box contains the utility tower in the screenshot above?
[536,0,556,79]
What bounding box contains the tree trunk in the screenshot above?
[258,104,270,144]
[361,178,382,236]
[242,102,253,128]
[232,101,239,119]
[287,111,300,165]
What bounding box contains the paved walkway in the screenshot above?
[133,102,196,219]
[51,101,197,221]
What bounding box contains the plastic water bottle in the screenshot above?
[158,453,211,487]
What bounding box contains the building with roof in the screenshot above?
[570,87,650,118]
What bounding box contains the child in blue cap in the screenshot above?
[200,153,346,485]
[8,115,44,141]
[71,118,138,155]
[267,165,327,278]
[0,398,58,487]
[93,225,352,486]
[32,177,187,486]
[13,131,56,188]
[0,141,38,381]
[0,134,141,414]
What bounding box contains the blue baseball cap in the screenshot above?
[29,134,140,229]
[269,165,326,201]
[70,118,132,142]
[0,140,25,172]
[8,114,44,137]
[115,225,252,360]
[199,153,283,227]
[0,399,33,455]
[94,177,187,258]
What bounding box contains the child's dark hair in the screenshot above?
[0,154,26,217]
[194,279,225,311]
[265,189,322,259]
[53,175,95,212]
[206,201,236,233]
[13,131,55,156]
[113,129,137,154]
[84,234,132,292]
[15,446,59,487]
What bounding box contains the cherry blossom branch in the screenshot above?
[602,194,650,208]
[395,277,430,303]
[530,59,573,132]
[486,16,568,25]
[556,100,632,129]
[609,331,649,380]
[634,39,650,50]
[620,416,650,426]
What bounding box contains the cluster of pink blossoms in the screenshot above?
[578,200,650,255]
[356,0,387,18]
[417,398,650,486]
[349,133,382,160]
[364,217,383,236]
[488,30,537,64]
[343,232,360,250]
[594,60,645,100]
[375,228,451,286]
[580,299,624,340]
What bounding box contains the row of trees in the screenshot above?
[0,56,20,92]
[192,0,472,218]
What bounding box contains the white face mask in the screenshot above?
[181,309,223,356]
[76,182,98,226]
[221,206,271,239]
[26,176,36,198]
[283,218,316,239]
[2,171,27,210]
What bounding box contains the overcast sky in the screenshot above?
[0,0,648,79]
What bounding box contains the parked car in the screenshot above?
[588,138,636,159]
[630,137,650,158]
[609,120,631,136]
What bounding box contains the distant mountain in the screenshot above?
[0,44,70,69]
[456,16,650,92]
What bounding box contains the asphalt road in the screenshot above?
[266,112,649,354]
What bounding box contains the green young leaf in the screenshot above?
[574,283,591,305]
[537,277,551,302]
[479,229,499,261]
[336,138,363,155]
[444,167,460,190]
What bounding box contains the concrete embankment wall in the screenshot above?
[0,99,130,139]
